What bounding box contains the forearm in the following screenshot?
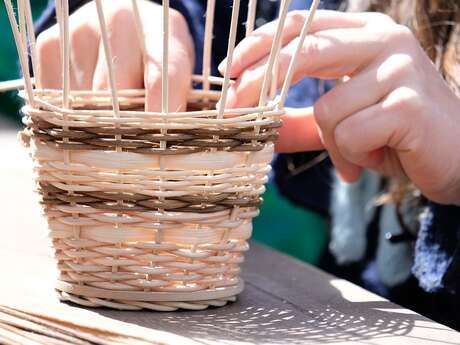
[276,107,324,153]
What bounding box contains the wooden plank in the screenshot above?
[1,128,459,344]
[90,244,460,345]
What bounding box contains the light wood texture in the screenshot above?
[1,129,459,344]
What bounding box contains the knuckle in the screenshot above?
[36,27,60,59]
[169,9,193,56]
[107,4,133,27]
[368,12,395,25]
[170,8,187,29]
[146,81,161,100]
[288,10,306,27]
[334,122,360,158]
[146,74,160,90]
[389,24,415,44]
[300,35,322,62]
[314,97,333,129]
[380,53,417,81]
[70,23,95,49]
[167,66,181,81]
[278,49,291,73]
[334,124,352,152]
[250,31,271,47]
[385,86,422,114]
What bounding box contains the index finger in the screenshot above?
[224,27,386,109]
[219,10,388,78]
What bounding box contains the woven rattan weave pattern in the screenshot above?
[24,115,281,154]
[28,131,273,309]
[3,0,321,311]
[39,183,262,213]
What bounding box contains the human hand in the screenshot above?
[220,10,460,204]
[36,0,194,111]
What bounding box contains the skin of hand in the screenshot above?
[219,10,460,205]
[36,0,194,112]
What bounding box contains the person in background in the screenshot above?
[35,0,459,330]
[225,0,460,330]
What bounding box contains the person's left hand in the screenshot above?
[36,0,194,112]
[219,10,460,205]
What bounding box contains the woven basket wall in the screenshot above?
[19,87,279,311]
[4,0,320,311]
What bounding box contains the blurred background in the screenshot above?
[0,1,328,265]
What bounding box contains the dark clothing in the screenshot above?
[37,0,460,331]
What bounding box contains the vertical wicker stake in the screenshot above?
[4,0,34,105]
[162,0,169,118]
[94,0,120,118]
[60,0,71,109]
[246,0,257,36]
[202,0,216,101]
[202,0,217,276]
[93,0,125,279]
[158,0,170,276]
[257,0,292,108]
[270,0,289,99]
[3,0,321,311]
[217,0,240,119]
[279,0,322,108]
[23,0,40,89]
[131,0,147,62]
[17,1,28,78]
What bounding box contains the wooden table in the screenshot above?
[1,128,459,344]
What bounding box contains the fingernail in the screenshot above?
[216,86,237,110]
[337,165,362,183]
[218,59,226,76]
[225,86,237,108]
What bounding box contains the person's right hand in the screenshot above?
[219,10,460,205]
[36,0,194,112]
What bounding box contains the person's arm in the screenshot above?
[227,9,460,299]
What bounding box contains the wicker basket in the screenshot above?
[4,0,320,310]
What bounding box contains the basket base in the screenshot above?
[56,280,244,311]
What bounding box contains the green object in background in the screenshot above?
[253,183,328,265]
[0,3,21,81]
[0,1,49,123]
[0,0,49,80]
